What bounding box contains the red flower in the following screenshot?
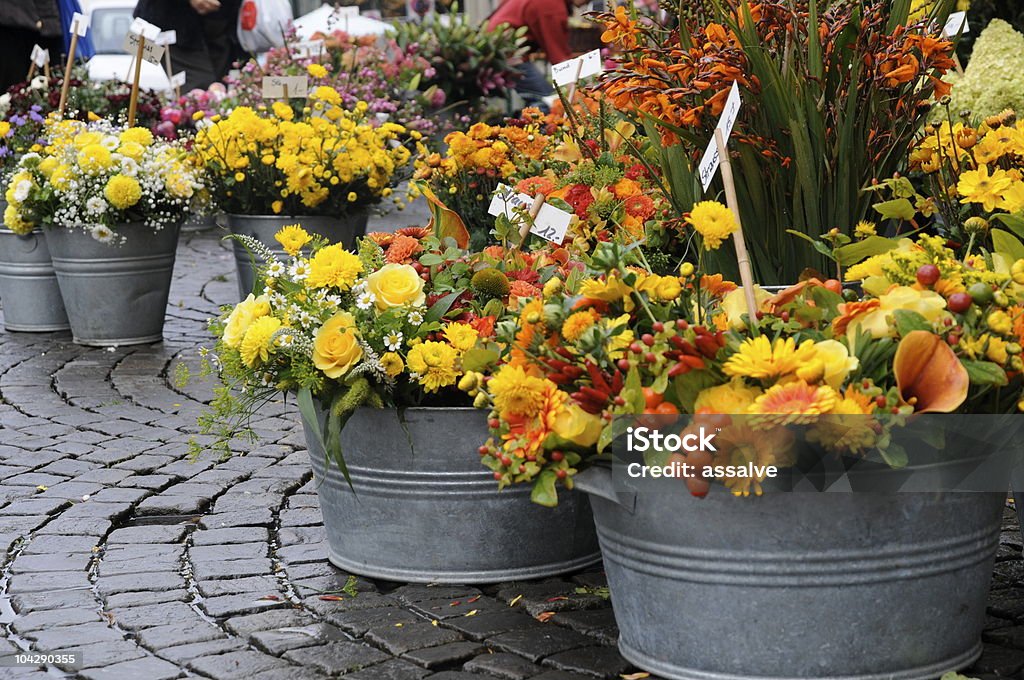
[564,184,595,218]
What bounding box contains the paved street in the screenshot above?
[1,226,1024,680]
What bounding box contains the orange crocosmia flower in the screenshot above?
[469,315,496,338]
[832,299,881,336]
[880,54,920,87]
[601,5,637,49]
[384,234,422,264]
[699,274,738,297]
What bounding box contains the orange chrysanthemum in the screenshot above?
[366,231,394,247]
[395,226,430,238]
[384,234,422,264]
[509,279,542,301]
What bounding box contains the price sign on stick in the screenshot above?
[488,184,573,245]
[291,40,325,58]
[28,45,50,80]
[71,11,90,36]
[696,81,759,325]
[59,15,90,117]
[262,76,309,99]
[551,50,602,86]
[125,18,162,126]
[941,11,969,74]
[123,33,166,65]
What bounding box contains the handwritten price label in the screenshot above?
[261,75,309,99]
[942,11,969,38]
[129,17,161,41]
[551,49,603,86]
[156,30,177,46]
[698,81,742,192]
[488,184,573,244]
[123,33,166,65]
[30,45,49,67]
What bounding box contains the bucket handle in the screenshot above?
[573,465,637,514]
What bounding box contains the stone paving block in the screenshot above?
[57,501,133,522]
[96,572,186,596]
[188,649,296,679]
[135,622,226,649]
[542,647,634,679]
[412,596,507,621]
[324,606,421,637]
[224,609,316,637]
[10,590,98,614]
[11,607,103,633]
[190,542,267,562]
[199,508,275,529]
[154,638,248,664]
[52,639,149,670]
[117,474,176,489]
[550,610,619,645]
[1,498,71,516]
[106,524,189,544]
[86,488,153,505]
[401,641,486,669]
[41,481,106,500]
[250,623,348,656]
[440,610,540,641]
[529,672,593,680]
[24,623,124,650]
[463,652,546,680]
[20,533,98,554]
[192,526,270,546]
[78,655,183,680]
[284,641,391,674]
[364,621,464,656]
[248,668,328,680]
[103,589,190,609]
[6,571,92,593]
[488,628,594,663]
[201,593,289,618]
[191,557,274,580]
[73,469,135,485]
[9,553,92,573]
[339,658,430,680]
[106,601,200,631]
[196,575,280,598]
[36,517,112,536]
[300,591,397,615]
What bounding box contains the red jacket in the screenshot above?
[488,0,572,65]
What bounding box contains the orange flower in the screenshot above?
[612,178,642,198]
[396,226,431,239]
[509,279,542,301]
[384,234,422,264]
[366,232,394,247]
[698,274,737,297]
[893,331,969,413]
[601,5,637,49]
[516,176,555,196]
[832,299,881,336]
[747,381,840,426]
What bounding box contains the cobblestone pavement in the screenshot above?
[1,228,1024,680]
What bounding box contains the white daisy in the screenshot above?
[89,225,115,244]
[384,331,403,352]
[265,260,286,278]
[407,309,424,325]
[289,260,310,281]
[262,285,275,296]
[85,197,108,215]
[297,311,314,327]
[356,292,375,310]
[101,135,120,151]
[119,157,139,177]
[12,180,31,202]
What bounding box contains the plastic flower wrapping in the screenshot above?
[4,119,203,241]
[190,86,423,217]
[195,224,574,464]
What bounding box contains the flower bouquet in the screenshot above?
[4,119,202,345]
[194,223,599,581]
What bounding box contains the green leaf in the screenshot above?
[461,347,499,373]
[672,370,720,413]
[296,388,351,490]
[962,360,1009,386]
[992,213,1024,240]
[622,366,646,414]
[834,235,899,266]
[530,470,559,507]
[419,253,445,266]
[991,229,1024,262]
[809,286,844,318]
[423,291,461,325]
[879,442,908,469]
[892,310,932,336]
[872,198,917,222]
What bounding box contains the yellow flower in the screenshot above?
[223,294,271,347]
[307,245,363,290]
[562,309,599,342]
[347,191,358,202]
[272,101,294,121]
[271,200,284,214]
[551,403,603,447]
[719,286,771,331]
[239,316,282,368]
[489,364,553,419]
[723,336,819,381]
[686,201,736,250]
[119,127,154,146]
[381,351,404,378]
[747,381,839,426]
[406,341,459,392]
[274,224,312,256]
[312,312,362,378]
[808,339,858,390]
[694,379,762,414]
[77,143,113,173]
[958,165,1014,212]
[3,203,34,235]
[639,274,682,302]
[578,275,634,305]
[854,221,876,239]
[443,322,479,352]
[103,175,142,210]
[117,141,145,162]
[366,263,425,310]
[0,121,10,138]
[999,181,1024,214]
[847,286,948,339]
[37,157,57,178]
[307,63,328,78]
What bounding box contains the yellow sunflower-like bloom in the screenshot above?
[274,224,312,256]
[77,144,113,174]
[103,174,142,210]
[380,351,404,378]
[239,316,283,368]
[958,165,1014,212]
[747,381,839,426]
[406,341,460,393]
[693,379,762,414]
[488,364,553,420]
[307,63,328,78]
[686,201,737,251]
[561,309,599,343]
[307,245,363,290]
[443,322,479,353]
[722,336,818,381]
[119,127,154,146]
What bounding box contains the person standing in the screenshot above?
[487,0,590,110]
[134,0,244,92]
[0,0,64,92]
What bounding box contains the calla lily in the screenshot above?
[893,331,969,413]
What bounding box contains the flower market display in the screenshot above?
[4,0,1024,678]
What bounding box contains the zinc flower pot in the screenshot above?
[0,228,69,332]
[46,224,180,346]
[226,212,369,300]
[575,465,1006,680]
[305,407,601,583]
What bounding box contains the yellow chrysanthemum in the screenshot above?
[443,322,479,353]
[239,316,283,368]
[406,341,460,393]
[77,144,113,174]
[3,203,34,235]
[686,201,737,250]
[561,309,599,342]
[119,127,154,147]
[488,364,552,419]
[306,245,363,290]
[274,224,312,256]
[103,174,142,210]
[381,351,404,378]
[693,379,762,414]
[722,336,819,381]
[307,63,328,78]
[958,165,1014,212]
[223,294,271,347]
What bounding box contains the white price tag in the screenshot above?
[487,184,573,244]
[261,75,309,99]
[170,71,187,88]
[129,17,161,41]
[698,81,742,192]
[551,49,603,87]
[335,5,360,17]
[30,45,49,67]
[291,40,325,58]
[71,12,90,36]
[123,32,166,65]
[942,11,969,38]
[156,30,177,46]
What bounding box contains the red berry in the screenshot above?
[755,311,764,320]
[947,292,972,314]
[420,272,430,281]
[916,264,940,287]
[518,465,527,473]
[477,446,489,455]
[943,317,953,327]
[645,352,657,363]
[652,322,664,333]
[630,342,643,354]
[500,456,512,466]
[874,396,886,408]
[493,472,503,480]
[676,319,689,330]
[617,359,631,372]
[614,396,625,406]
[947,334,960,346]
[551,451,564,462]
[556,469,568,480]
[642,333,655,346]
[411,262,424,273]
[488,418,500,429]
[780,311,790,322]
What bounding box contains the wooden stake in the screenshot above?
[26,61,36,81]
[127,36,146,126]
[714,127,758,325]
[517,193,546,248]
[163,46,180,99]
[58,24,81,118]
[565,59,584,105]
[43,59,51,79]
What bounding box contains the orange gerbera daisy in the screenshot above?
[747,381,839,427]
[366,231,394,247]
[833,299,881,336]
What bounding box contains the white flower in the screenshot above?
[12,180,31,202]
[265,260,286,278]
[297,311,314,327]
[85,197,108,215]
[268,292,287,308]
[262,285,275,296]
[289,261,310,281]
[352,281,367,296]
[101,135,120,151]
[408,310,424,325]
[0,93,11,116]
[356,292,375,310]
[384,331,403,351]
[119,158,139,177]
[19,152,40,165]
[278,333,294,348]
[29,76,47,90]
[89,225,115,244]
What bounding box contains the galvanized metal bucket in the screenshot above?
[0,228,69,332]
[305,407,601,583]
[575,465,1005,680]
[226,212,369,300]
[46,224,180,347]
